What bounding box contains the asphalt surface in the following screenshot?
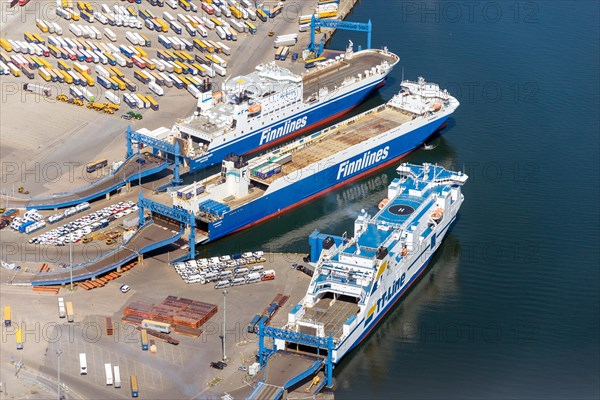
[1,153,166,209]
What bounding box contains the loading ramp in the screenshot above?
[3,153,168,210]
[248,351,324,400]
[30,218,183,286]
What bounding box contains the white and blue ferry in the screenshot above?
[171,77,459,243]
[172,44,399,171]
[285,163,468,363]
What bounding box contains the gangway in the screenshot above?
[245,321,333,399]
[308,16,372,57]
[137,194,197,259]
[126,126,183,186]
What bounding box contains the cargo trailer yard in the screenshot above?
[0,0,399,398]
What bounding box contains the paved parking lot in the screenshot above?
[1,252,312,398]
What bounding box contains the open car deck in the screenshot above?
[302,50,399,100]
[255,105,412,185]
[300,296,359,341]
[195,104,413,223]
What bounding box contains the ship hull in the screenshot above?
[188,74,389,171]
[201,112,453,242]
[330,215,456,364]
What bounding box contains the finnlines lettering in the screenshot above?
[376,272,406,313]
[259,116,308,145]
[337,146,390,180]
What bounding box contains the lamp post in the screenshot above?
[222,289,228,362]
[69,241,73,291]
[56,349,62,400]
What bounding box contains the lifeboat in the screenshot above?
[378,198,390,210]
[432,103,442,112]
[431,207,444,221]
[248,103,262,115]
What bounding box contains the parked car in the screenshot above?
[210,361,227,370]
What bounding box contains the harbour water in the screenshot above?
[203,1,600,398]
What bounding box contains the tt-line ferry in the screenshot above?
[170,43,399,172]
[284,163,469,364]
[171,77,460,243]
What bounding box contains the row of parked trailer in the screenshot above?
[55,2,143,29]
[123,92,160,110]
[78,352,137,396]
[7,0,244,100]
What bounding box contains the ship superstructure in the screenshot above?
[284,163,468,363]
[171,45,399,171]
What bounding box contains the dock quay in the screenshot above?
[0,0,385,397]
[0,252,316,399]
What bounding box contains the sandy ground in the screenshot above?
[0,252,311,399]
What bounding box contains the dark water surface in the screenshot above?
[202,1,600,398]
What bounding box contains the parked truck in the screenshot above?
[4,306,11,326]
[113,365,121,388]
[79,353,87,374]
[66,301,74,322]
[16,328,24,350]
[105,363,113,385]
[58,297,66,318]
[23,82,51,97]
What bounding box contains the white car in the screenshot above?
[119,284,131,293]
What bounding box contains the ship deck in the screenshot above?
[300,296,359,341]
[302,51,398,99]
[195,104,411,228]
[255,106,412,185]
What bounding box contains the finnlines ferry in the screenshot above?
[171,44,399,171]
[285,163,468,364]
[172,77,459,243]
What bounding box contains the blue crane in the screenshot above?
[308,16,372,57]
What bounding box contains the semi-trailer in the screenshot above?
[16,328,24,349]
[3,306,10,327]
[105,363,113,385]
[66,301,74,322]
[58,297,66,318]
[113,366,122,388]
[105,90,120,104]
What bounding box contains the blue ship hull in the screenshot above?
[188,77,386,171]
[201,115,451,241]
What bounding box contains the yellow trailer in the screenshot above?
[0,38,12,52]
[3,306,11,327]
[59,69,74,84]
[16,328,24,350]
[229,5,242,19]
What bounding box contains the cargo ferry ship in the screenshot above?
[284,163,468,363]
[171,77,459,243]
[170,45,399,171]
